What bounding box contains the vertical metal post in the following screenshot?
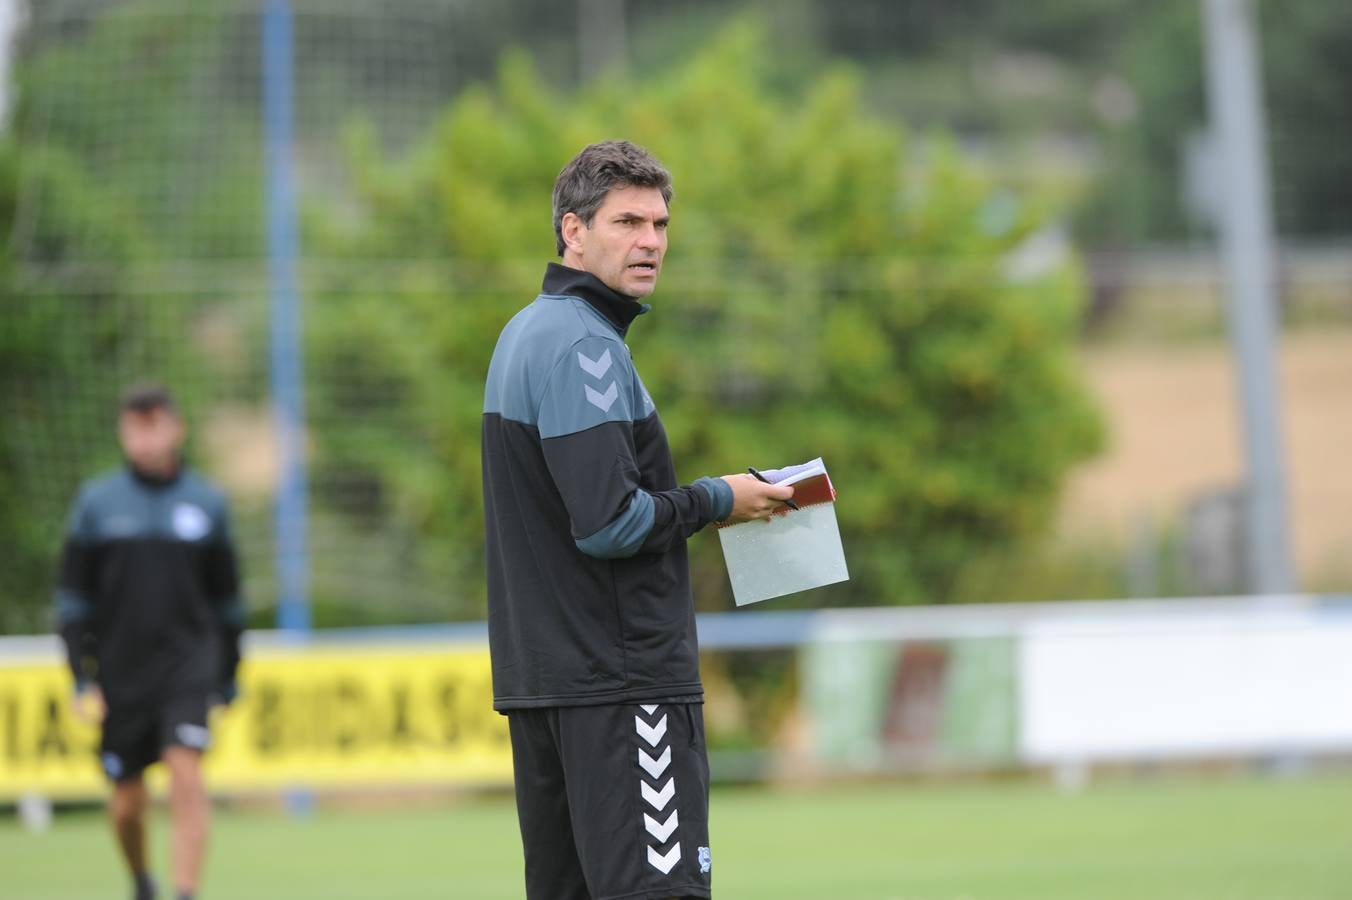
[263,0,311,633]
[0,0,24,129]
[1201,0,1294,594]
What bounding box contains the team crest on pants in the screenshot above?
[698,846,711,873]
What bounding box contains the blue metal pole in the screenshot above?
[263,0,311,637]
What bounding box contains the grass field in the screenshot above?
[4,772,1350,899]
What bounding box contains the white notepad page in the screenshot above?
[716,458,849,606]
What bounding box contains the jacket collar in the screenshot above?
[541,262,650,337]
[127,460,183,489]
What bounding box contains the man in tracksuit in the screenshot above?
[482,140,794,899]
[56,383,243,900]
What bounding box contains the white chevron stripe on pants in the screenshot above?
[636,704,682,875]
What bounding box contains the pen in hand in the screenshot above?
[747,467,800,510]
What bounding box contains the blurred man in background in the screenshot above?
[55,382,244,900]
[481,140,794,899]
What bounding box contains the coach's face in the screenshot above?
[562,184,668,299]
[119,408,185,476]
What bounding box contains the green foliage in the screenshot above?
[1256,0,1352,235]
[0,4,273,630]
[18,2,264,259]
[0,140,158,631]
[0,3,249,627]
[0,10,1106,628]
[1079,0,1352,242]
[732,0,1352,243]
[309,21,1103,613]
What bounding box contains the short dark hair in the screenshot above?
[119,381,178,416]
[552,140,673,256]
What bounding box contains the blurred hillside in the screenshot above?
[1063,330,1352,592]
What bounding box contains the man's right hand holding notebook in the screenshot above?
[718,473,796,523]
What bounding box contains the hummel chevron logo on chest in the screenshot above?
[577,348,613,379]
[578,348,618,412]
[584,382,618,412]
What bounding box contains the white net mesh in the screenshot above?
[6,0,473,629]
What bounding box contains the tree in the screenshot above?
[0,141,162,631]
[1078,0,1352,242]
[307,20,1103,616]
[1,6,243,629]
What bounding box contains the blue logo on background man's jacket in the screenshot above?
[173,503,210,541]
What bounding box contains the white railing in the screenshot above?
[4,594,1350,786]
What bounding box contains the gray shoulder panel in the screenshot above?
[75,469,229,544]
[537,333,637,439]
[72,471,138,541]
[484,295,628,428]
[64,484,97,541]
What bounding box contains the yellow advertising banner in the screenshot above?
[0,641,511,800]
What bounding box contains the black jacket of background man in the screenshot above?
[55,465,244,708]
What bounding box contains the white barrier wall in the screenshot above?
[4,595,1351,796]
[1017,600,1352,762]
[791,595,1352,769]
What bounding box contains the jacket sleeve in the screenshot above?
[537,335,733,560]
[204,498,244,695]
[54,489,98,689]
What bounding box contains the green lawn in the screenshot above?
[3,773,1350,899]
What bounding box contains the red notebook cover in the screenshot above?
[775,471,835,513]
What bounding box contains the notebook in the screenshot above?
[716,457,849,606]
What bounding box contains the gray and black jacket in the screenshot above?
[55,465,243,708]
[482,263,734,710]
